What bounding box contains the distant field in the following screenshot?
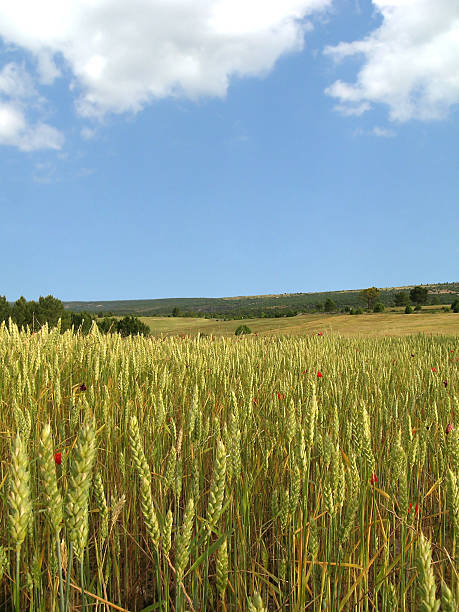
[141,310,459,337]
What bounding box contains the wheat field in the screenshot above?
[0,321,458,611]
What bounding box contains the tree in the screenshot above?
[0,296,10,322]
[451,299,459,313]
[71,311,95,334]
[324,298,337,312]
[11,297,33,328]
[394,292,410,307]
[359,287,380,310]
[235,325,251,336]
[410,286,428,305]
[373,303,385,312]
[172,307,181,317]
[97,317,118,334]
[37,295,65,327]
[430,295,440,305]
[116,315,150,337]
[405,305,413,314]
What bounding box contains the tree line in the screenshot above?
[169,286,458,319]
[2,287,455,332]
[0,295,150,336]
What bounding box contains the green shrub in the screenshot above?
[324,298,337,312]
[452,299,459,313]
[405,305,413,314]
[96,317,118,334]
[373,303,385,313]
[414,304,422,312]
[235,325,251,336]
[116,316,150,337]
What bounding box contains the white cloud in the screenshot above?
[334,101,371,116]
[0,62,37,99]
[0,0,331,119]
[33,160,57,183]
[325,0,459,121]
[352,125,396,138]
[0,102,63,150]
[81,126,96,140]
[0,62,63,150]
[372,125,395,138]
[36,51,61,85]
[0,103,25,139]
[19,122,64,151]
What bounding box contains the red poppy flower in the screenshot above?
[54,452,62,465]
[408,503,412,513]
[415,503,420,514]
[446,423,454,434]
[443,380,448,388]
[317,371,323,378]
[370,474,378,485]
[80,383,87,391]
[302,369,308,374]
[253,397,258,405]
[431,367,437,372]
[317,332,323,336]
[277,392,285,400]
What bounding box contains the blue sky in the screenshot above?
[0,0,458,301]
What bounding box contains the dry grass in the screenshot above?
[140,311,459,337]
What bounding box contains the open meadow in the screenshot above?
[0,322,458,611]
[140,310,459,338]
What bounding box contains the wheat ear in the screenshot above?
[65,420,97,561]
[206,439,227,529]
[38,423,63,535]
[416,533,440,612]
[8,432,32,611]
[216,537,229,599]
[129,415,160,547]
[176,497,195,583]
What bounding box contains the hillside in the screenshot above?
[63,281,459,316]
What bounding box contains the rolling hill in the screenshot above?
[63,282,459,316]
